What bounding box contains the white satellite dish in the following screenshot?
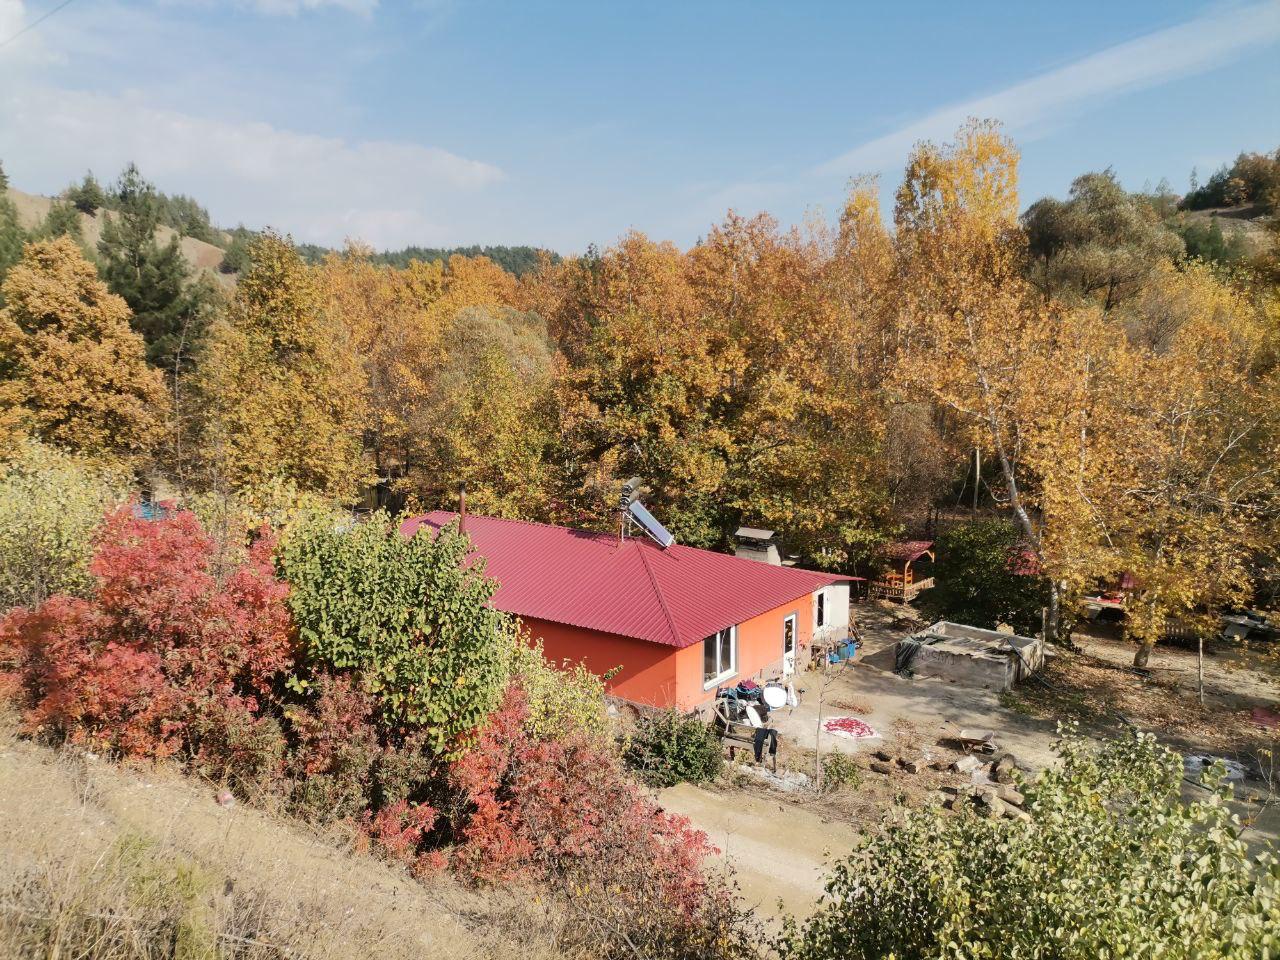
[762,685,787,710]
[627,500,675,548]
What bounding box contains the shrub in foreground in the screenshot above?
[780,727,1280,960]
[278,511,513,757]
[451,685,753,960]
[625,708,724,787]
[0,439,130,610]
[0,508,293,779]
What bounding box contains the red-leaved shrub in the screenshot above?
[0,508,294,769]
[450,686,713,898]
[448,685,752,958]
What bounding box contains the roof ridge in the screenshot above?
[635,541,683,646]
[424,510,618,542]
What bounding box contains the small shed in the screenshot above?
[871,540,935,602]
[896,621,1043,692]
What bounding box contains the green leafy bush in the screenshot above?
[927,518,1046,634]
[820,752,861,792]
[509,636,614,746]
[624,709,723,787]
[0,440,130,610]
[278,511,514,756]
[781,727,1280,960]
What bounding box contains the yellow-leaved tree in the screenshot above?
[891,121,1125,637]
[195,232,368,500]
[0,236,164,463]
[1106,263,1278,666]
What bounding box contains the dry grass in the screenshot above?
[1003,653,1276,765]
[0,718,566,960]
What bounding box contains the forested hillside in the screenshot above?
[2,128,1279,959]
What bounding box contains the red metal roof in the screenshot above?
[400,512,856,649]
[879,540,935,564]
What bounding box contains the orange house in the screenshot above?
[402,512,854,711]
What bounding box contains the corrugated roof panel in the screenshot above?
[400,512,857,649]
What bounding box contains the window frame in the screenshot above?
[816,588,826,627]
[702,625,738,690]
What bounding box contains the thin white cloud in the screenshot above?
[154,0,378,16]
[815,1,1280,177]
[0,85,503,248]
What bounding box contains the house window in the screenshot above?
[816,590,826,627]
[703,626,737,688]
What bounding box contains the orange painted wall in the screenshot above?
[522,595,815,711]
[522,616,680,709]
[673,598,813,710]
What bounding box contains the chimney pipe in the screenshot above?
[459,483,467,535]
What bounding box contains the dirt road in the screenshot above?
[659,782,857,922]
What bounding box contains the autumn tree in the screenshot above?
[1103,265,1278,666]
[196,231,367,500]
[318,246,442,509]
[891,121,1126,637]
[0,237,165,462]
[538,218,886,561]
[411,304,554,517]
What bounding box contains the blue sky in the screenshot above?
[1,0,1277,252]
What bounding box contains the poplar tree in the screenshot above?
[196,231,368,499]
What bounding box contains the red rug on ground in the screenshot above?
[822,716,881,740]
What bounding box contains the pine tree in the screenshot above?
[67,172,106,215]
[0,237,165,461]
[0,160,9,192]
[37,199,85,246]
[0,195,27,303]
[97,164,210,372]
[197,231,368,499]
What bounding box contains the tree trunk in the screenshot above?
[1197,635,1205,705]
[1046,580,1061,644]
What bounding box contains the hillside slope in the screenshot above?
[7,188,236,291]
[0,724,563,959]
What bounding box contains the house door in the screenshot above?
[782,614,797,676]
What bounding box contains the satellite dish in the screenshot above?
[627,500,675,548]
[762,685,787,710]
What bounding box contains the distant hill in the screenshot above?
[6,187,236,291]
[296,241,560,276]
[6,182,559,285]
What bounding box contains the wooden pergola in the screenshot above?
[870,540,936,602]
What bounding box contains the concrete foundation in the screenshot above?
[897,621,1043,692]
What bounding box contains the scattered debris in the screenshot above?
[736,763,812,793]
[992,754,1017,784]
[951,755,982,774]
[215,789,235,807]
[869,760,894,775]
[1183,754,1248,783]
